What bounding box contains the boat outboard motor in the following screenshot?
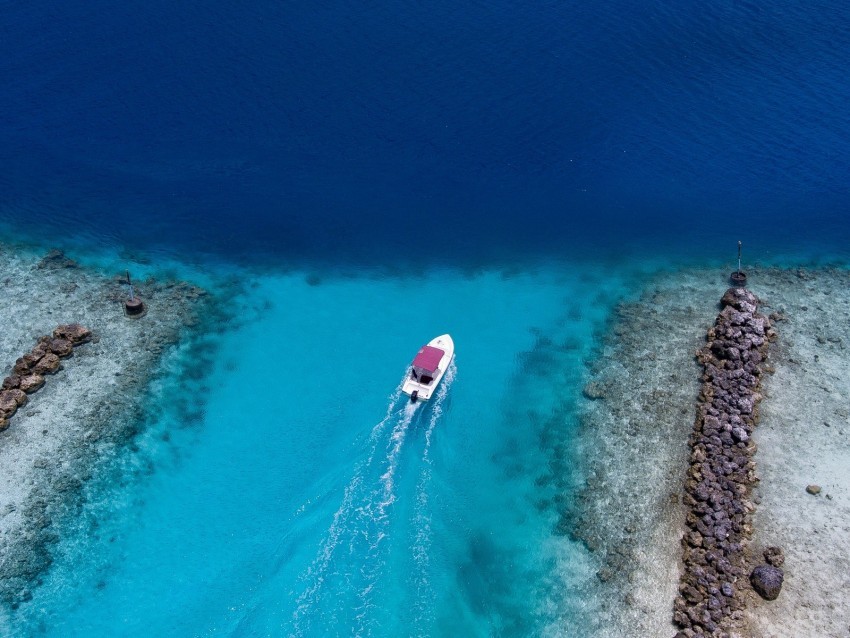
[410,390,418,403]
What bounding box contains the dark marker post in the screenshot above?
[730,241,747,288]
[738,241,742,275]
[124,270,146,317]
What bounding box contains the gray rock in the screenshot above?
[582,381,606,400]
[750,564,784,600]
[731,426,749,442]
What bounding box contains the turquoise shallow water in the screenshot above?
[5,0,850,632]
[7,260,642,637]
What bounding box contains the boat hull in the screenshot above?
[402,334,454,401]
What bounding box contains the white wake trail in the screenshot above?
[291,360,456,636]
[353,400,420,634]
[411,359,456,633]
[291,378,407,634]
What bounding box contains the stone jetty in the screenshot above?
[673,287,776,637]
[0,324,92,431]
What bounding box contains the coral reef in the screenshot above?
[0,245,217,608]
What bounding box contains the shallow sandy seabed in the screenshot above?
[744,268,850,638]
[0,244,208,608]
[562,266,850,638]
[560,270,718,638]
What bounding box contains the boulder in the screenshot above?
[52,323,92,344]
[582,381,606,400]
[750,564,783,600]
[22,350,44,367]
[806,485,822,496]
[0,393,18,417]
[731,426,749,443]
[34,353,61,375]
[1,388,28,407]
[0,388,27,417]
[0,417,8,431]
[33,340,51,356]
[19,374,45,393]
[1,375,20,390]
[720,288,756,312]
[48,338,74,357]
[764,546,785,568]
[13,357,33,375]
[38,248,78,269]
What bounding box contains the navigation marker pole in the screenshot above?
[738,241,742,276]
[730,240,747,288]
[124,270,147,317]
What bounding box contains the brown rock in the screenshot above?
[34,353,61,375]
[0,396,17,418]
[22,351,43,367]
[1,375,21,390]
[48,338,74,357]
[53,323,92,344]
[13,357,33,375]
[764,546,785,567]
[687,531,704,548]
[1,388,28,407]
[682,584,703,604]
[19,374,45,393]
[30,341,50,358]
[806,484,822,495]
[0,417,8,431]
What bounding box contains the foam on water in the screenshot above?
[293,369,454,636]
[411,359,457,634]
[293,393,423,636]
[292,377,406,628]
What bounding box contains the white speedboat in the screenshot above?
[402,334,455,403]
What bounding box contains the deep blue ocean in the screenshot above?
[3,0,850,264]
[2,1,850,636]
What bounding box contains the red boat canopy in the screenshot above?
[412,345,444,373]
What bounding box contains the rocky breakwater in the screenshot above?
[674,287,776,637]
[0,325,91,431]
